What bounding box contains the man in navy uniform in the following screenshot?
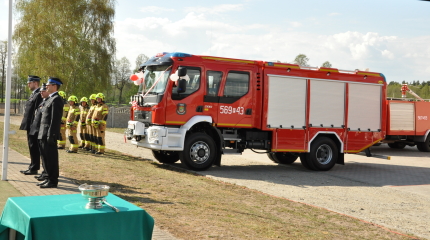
[38,77,64,188]
[29,83,50,185]
[19,75,43,175]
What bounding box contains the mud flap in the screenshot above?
[336,152,345,165]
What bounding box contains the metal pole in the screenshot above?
[2,0,13,181]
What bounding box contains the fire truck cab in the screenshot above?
[126,52,387,171]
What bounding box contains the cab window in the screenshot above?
[223,71,249,97]
[207,71,222,96]
[172,67,201,100]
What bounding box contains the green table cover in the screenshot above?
[0,193,154,240]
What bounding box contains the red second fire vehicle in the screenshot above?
[125,52,429,171]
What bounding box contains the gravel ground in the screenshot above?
[5,115,430,239]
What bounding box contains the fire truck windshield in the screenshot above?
[139,65,172,95]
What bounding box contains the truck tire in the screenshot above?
[270,152,298,164]
[388,142,406,149]
[152,150,180,164]
[267,153,275,161]
[179,133,216,171]
[299,153,316,171]
[308,137,338,171]
[417,136,430,152]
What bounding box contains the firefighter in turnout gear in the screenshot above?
[92,93,108,154]
[78,97,90,149]
[65,95,80,153]
[85,94,97,152]
[57,91,69,149]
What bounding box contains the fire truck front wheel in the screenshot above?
[152,150,180,164]
[308,137,338,171]
[180,133,216,171]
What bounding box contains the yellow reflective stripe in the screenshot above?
[98,145,105,149]
[102,111,108,114]
[166,121,186,124]
[100,120,106,124]
[356,72,381,77]
[202,56,255,64]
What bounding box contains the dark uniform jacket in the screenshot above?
[29,98,48,136]
[20,88,42,131]
[37,92,64,144]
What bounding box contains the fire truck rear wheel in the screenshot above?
[269,152,298,164]
[387,142,406,149]
[180,133,216,171]
[267,153,275,161]
[299,153,316,171]
[152,150,180,164]
[417,136,430,152]
[308,137,338,171]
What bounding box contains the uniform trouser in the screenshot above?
[39,139,59,184]
[79,124,88,147]
[37,139,47,178]
[66,127,79,152]
[84,123,92,149]
[85,125,96,150]
[94,126,106,153]
[57,123,66,148]
[27,132,40,171]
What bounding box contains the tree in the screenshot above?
[0,41,7,102]
[134,54,149,72]
[321,61,332,68]
[13,0,116,98]
[293,54,309,67]
[113,57,132,104]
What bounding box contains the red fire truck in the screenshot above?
[125,52,430,171]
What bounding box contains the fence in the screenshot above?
[8,101,131,129]
[0,102,24,115]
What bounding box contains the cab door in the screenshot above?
[203,70,223,123]
[216,69,255,128]
[165,66,204,125]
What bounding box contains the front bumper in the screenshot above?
[126,121,185,151]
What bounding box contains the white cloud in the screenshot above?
[289,21,302,28]
[185,4,244,14]
[140,6,175,13]
[329,12,340,16]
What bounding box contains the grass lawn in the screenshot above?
[0,178,23,212]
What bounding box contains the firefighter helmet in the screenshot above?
[67,95,78,103]
[96,93,105,101]
[58,91,66,99]
[80,97,88,103]
[89,94,97,100]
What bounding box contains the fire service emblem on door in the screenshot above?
[176,103,186,115]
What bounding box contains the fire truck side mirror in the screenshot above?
[177,67,187,77]
[177,79,187,93]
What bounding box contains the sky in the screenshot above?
[1,0,430,83]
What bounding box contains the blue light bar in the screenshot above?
[168,52,193,58]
